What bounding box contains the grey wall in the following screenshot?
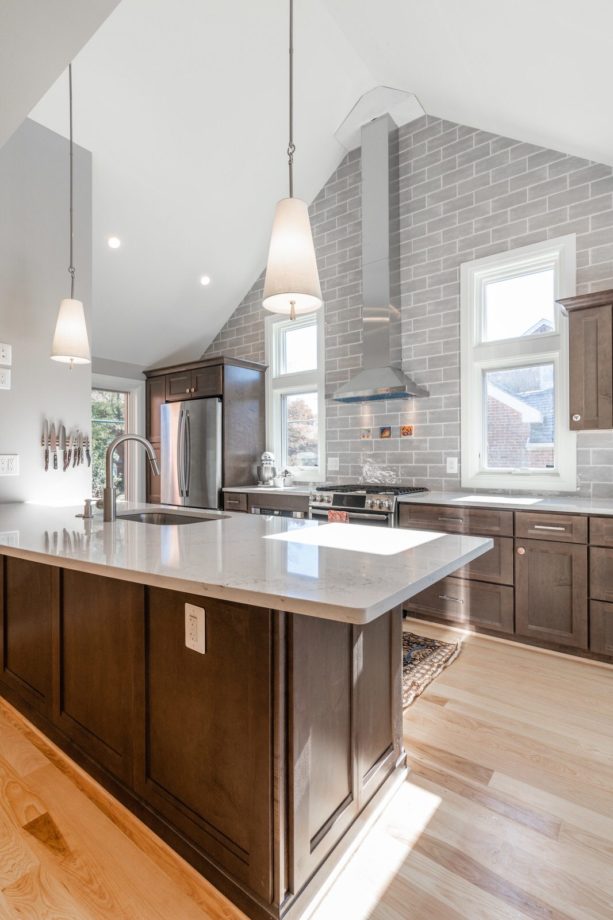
[207,114,613,498]
[0,119,92,503]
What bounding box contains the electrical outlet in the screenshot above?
[328,457,339,471]
[446,457,459,474]
[0,343,11,365]
[0,455,19,476]
[0,368,11,390]
[185,603,206,654]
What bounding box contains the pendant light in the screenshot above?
[262,0,322,321]
[51,63,91,367]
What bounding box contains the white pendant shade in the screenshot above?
[51,298,91,365]
[263,197,322,316]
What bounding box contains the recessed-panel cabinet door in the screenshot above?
[56,570,143,783]
[568,304,613,430]
[140,589,273,901]
[0,557,55,716]
[515,539,588,649]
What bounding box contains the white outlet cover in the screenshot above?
[446,457,459,474]
[0,368,11,389]
[0,455,19,476]
[0,343,11,365]
[185,603,206,654]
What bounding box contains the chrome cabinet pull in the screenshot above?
[533,524,566,531]
[572,414,581,421]
[517,547,526,555]
[226,498,242,506]
[438,516,464,523]
[438,594,464,604]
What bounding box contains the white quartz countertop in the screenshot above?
[0,502,492,624]
[397,490,613,516]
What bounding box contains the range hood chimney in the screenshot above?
[334,112,428,403]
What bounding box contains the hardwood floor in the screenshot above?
[0,621,611,919]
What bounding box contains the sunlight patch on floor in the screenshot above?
[308,779,441,920]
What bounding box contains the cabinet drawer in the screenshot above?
[590,601,613,656]
[223,492,248,512]
[398,503,513,537]
[590,547,613,602]
[515,512,587,544]
[451,536,514,586]
[589,517,613,547]
[406,577,514,634]
[248,493,309,514]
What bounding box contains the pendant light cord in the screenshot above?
[287,0,295,198]
[68,63,75,299]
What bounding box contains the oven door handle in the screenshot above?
[310,508,389,522]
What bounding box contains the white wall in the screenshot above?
[0,119,92,504]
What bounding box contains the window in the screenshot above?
[265,312,325,481]
[460,235,576,491]
[91,389,129,498]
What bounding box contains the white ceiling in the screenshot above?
[29,0,373,368]
[0,0,120,149]
[25,0,613,369]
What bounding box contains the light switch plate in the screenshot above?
[0,455,19,476]
[185,603,206,654]
[0,343,11,365]
[328,457,340,471]
[446,457,459,474]
[0,368,11,389]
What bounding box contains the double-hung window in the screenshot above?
[265,312,325,482]
[460,234,576,491]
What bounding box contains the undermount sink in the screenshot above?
[118,511,228,526]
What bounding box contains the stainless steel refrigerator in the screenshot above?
[160,398,222,509]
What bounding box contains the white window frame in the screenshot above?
[92,374,146,502]
[460,234,577,492]
[264,311,326,482]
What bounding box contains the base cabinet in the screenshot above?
[514,539,588,649]
[138,589,273,900]
[407,576,514,634]
[0,558,403,920]
[590,601,613,656]
[0,557,55,716]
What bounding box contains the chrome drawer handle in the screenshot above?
[533,524,567,531]
[438,516,464,523]
[226,499,242,505]
[438,594,464,604]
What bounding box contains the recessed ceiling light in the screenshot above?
[107,236,121,249]
[200,275,211,286]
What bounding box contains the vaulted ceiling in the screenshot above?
[15,0,613,368]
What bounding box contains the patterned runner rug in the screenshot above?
[402,631,461,708]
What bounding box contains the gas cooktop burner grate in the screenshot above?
[315,484,429,496]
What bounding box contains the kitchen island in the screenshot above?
[0,503,491,919]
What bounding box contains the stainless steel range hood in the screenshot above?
[334,114,428,403]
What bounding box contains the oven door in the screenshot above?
[309,506,390,526]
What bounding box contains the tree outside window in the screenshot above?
[91,389,128,498]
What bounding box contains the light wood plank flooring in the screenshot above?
[0,622,611,920]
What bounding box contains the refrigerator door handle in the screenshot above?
[184,410,191,497]
[177,409,185,497]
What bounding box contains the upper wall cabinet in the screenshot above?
[558,290,613,431]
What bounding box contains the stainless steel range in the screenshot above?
[309,484,429,527]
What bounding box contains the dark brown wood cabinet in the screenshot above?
[515,539,588,649]
[590,601,613,655]
[0,557,55,716]
[0,559,404,920]
[398,502,513,536]
[55,570,143,783]
[407,576,514,634]
[145,357,266,502]
[146,376,165,503]
[558,290,613,430]
[138,589,273,898]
